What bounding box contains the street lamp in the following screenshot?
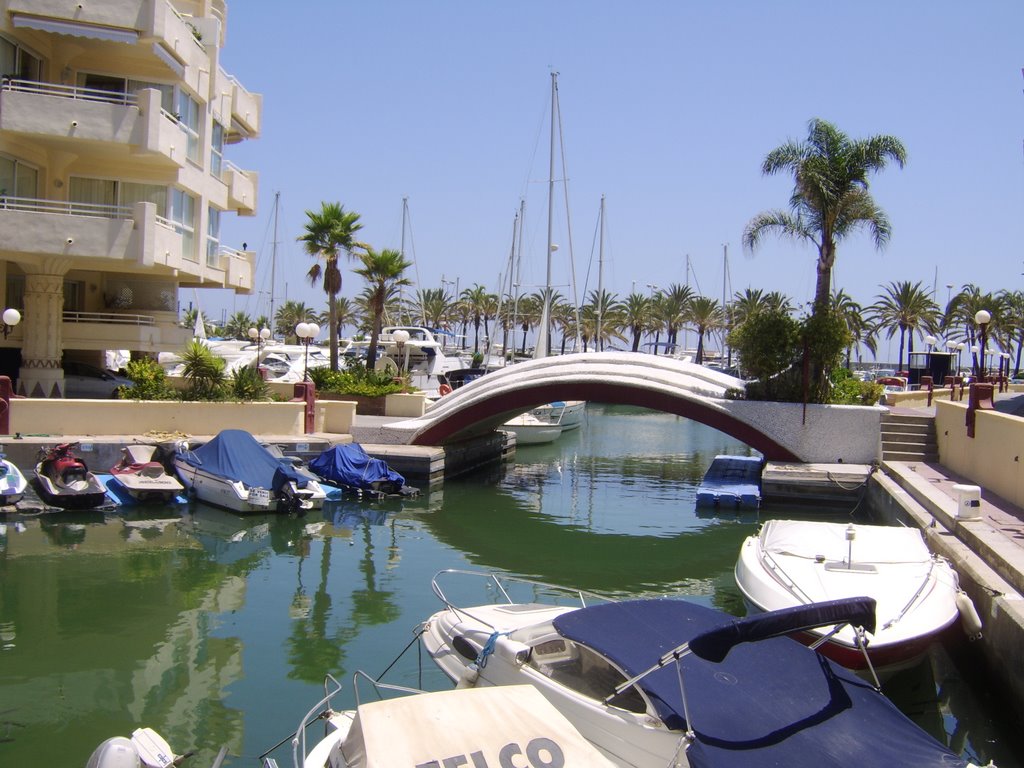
[956,342,965,373]
[924,335,936,352]
[2,308,20,338]
[248,326,271,374]
[295,322,320,381]
[391,328,410,374]
[974,310,991,383]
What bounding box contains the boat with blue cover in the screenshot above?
[695,454,762,508]
[420,569,982,768]
[174,430,327,513]
[309,443,415,497]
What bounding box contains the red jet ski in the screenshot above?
[34,442,109,509]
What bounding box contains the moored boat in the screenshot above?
[734,519,975,677]
[34,442,108,509]
[531,399,586,431]
[308,443,416,498]
[502,412,562,445]
[289,674,617,768]
[0,452,28,505]
[174,430,327,514]
[419,568,979,768]
[109,444,184,504]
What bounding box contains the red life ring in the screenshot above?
[438,383,453,396]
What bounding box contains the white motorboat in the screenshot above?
[174,430,327,513]
[109,444,184,504]
[289,674,616,768]
[0,452,27,505]
[367,326,462,397]
[502,412,562,445]
[734,519,976,677]
[419,569,979,768]
[531,400,586,431]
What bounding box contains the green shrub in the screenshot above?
[309,357,406,396]
[230,365,270,401]
[829,368,883,405]
[120,357,176,400]
[179,339,227,400]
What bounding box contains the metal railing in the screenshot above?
[0,196,133,220]
[63,311,156,326]
[0,78,139,107]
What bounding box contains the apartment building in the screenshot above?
[0,0,261,397]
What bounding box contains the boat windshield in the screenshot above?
[525,633,646,713]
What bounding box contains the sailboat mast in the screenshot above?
[537,71,558,359]
[597,195,605,352]
[270,191,279,333]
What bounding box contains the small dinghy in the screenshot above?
[309,444,415,497]
[0,452,28,505]
[34,442,108,509]
[502,412,562,444]
[110,444,184,504]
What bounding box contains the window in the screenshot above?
[211,121,224,177]
[0,36,42,82]
[207,207,221,267]
[68,178,165,214]
[0,155,38,199]
[175,90,201,163]
[170,188,196,260]
[76,73,173,110]
[527,635,646,713]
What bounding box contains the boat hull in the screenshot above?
[174,459,325,514]
[34,469,108,509]
[503,414,562,444]
[0,459,28,505]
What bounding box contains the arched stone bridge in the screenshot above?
[374,353,882,464]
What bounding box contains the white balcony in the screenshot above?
[61,310,190,353]
[227,75,261,139]
[222,161,258,215]
[0,81,185,168]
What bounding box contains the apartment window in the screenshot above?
[170,188,197,260]
[0,155,38,199]
[0,36,42,82]
[176,90,201,163]
[207,207,221,267]
[76,73,173,111]
[211,121,224,177]
[68,178,165,215]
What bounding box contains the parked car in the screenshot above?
[63,361,132,398]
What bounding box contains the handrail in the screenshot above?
[287,674,343,768]
[0,78,137,107]
[63,311,156,326]
[0,196,133,220]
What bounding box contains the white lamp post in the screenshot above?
[2,308,21,339]
[248,326,271,372]
[391,328,411,374]
[295,322,320,381]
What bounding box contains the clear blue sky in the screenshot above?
[210,0,1023,351]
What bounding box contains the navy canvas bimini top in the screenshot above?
[551,599,966,768]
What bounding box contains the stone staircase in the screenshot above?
[880,411,938,462]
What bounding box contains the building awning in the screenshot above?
[151,43,185,78]
[12,14,140,44]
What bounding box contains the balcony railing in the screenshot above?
[63,311,156,326]
[0,196,133,220]
[1,78,138,107]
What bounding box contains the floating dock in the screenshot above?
[696,455,762,508]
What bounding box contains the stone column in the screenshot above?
[17,267,68,398]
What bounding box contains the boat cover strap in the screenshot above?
[688,597,877,663]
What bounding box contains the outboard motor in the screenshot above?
[86,737,141,768]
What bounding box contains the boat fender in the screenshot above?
[455,662,479,689]
[956,591,983,641]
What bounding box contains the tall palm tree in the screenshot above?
[743,119,905,382]
[832,290,875,369]
[416,287,454,330]
[660,283,693,354]
[868,281,939,374]
[223,311,253,340]
[622,293,653,352]
[460,284,492,355]
[998,289,1024,377]
[685,296,724,365]
[515,295,540,355]
[298,202,365,370]
[354,248,413,372]
[583,289,622,351]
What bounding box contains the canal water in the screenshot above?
[0,404,1017,767]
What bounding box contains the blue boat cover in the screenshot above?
[309,444,405,492]
[177,430,306,494]
[552,599,966,768]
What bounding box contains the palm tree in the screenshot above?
[223,311,253,340]
[660,283,693,354]
[515,295,540,355]
[354,248,413,371]
[832,290,875,369]
[743,119,906,382]
[998,289,1024,377]
[298,202,366,370]
[317,296,357,343]
[685,296,724,365]
[583,289,622,351]
[622,293,653,352]
[460,284,492,355]
[868,281,939,375]
[274,300,316,344]
[415,288,453,330]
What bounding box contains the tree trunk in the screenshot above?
[328,292,339,370]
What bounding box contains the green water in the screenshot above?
[0,405,1016,766]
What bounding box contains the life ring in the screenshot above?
[438,383,453,396]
